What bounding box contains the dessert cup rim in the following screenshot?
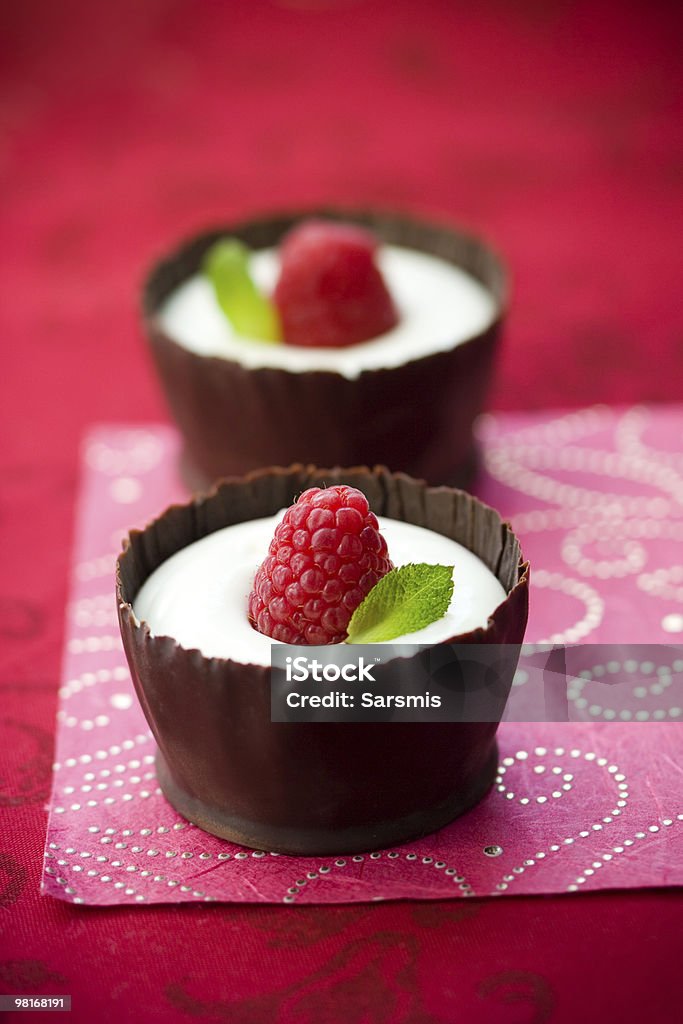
[140,206,509,380]
[116,464,529,673]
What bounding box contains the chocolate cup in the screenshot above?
[116,466,529,855]
[142,210,508,490]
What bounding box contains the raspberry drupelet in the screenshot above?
[248,485,393,644]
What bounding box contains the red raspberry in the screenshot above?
[248,485,393,645]
[273,219,399,348]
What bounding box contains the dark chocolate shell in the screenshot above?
[117,466,528,854]
[142,210,508,490]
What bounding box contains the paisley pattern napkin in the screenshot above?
[43,407,683,904]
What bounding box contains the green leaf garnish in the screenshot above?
[203,238,281,343]
[346,563,454,644]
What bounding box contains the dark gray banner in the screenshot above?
[0,996,72,1011]
[270,644,683,723]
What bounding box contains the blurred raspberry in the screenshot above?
[273,219,399,348]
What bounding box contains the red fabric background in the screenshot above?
[1,1,681,1020]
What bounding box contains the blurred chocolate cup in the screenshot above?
[117,466,528,855]
[142,210,508,491]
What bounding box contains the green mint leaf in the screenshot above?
[346,563,454,644]
[203,238,281,343]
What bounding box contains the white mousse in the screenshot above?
[158,246,497,381]
[133,514,507,665]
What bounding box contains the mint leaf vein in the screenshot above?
[346,563,454,644]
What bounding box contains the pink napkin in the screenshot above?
[43,408,683,905]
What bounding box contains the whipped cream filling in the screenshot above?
[133,514,507,665]
[158,246,497,380]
